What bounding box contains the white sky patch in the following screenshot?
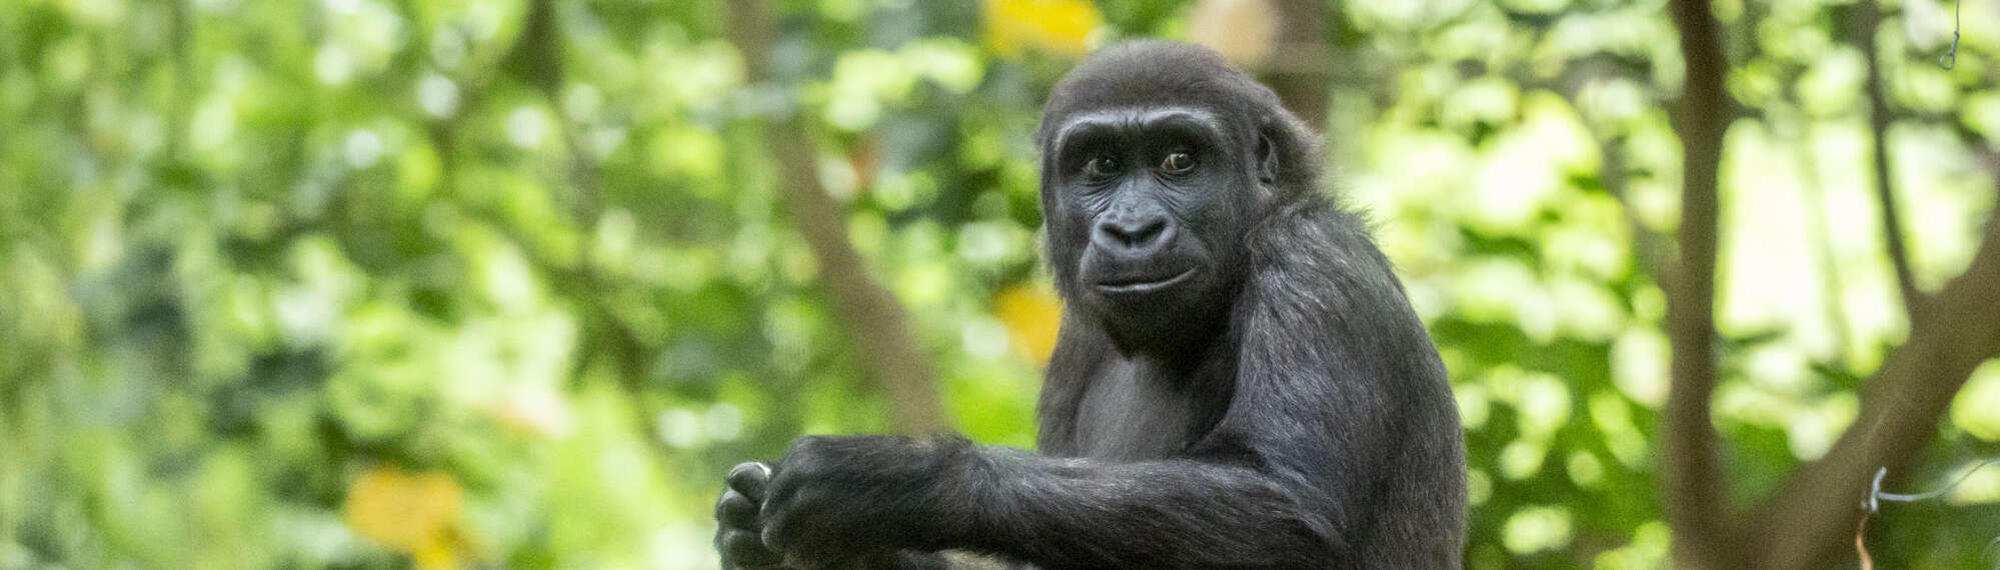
[1952,361,2000,441]
[961,318,1010,361]
[314,46,355,85]
[343,129,385,169]
[320,0,359,16]
[481,247,537,308]
[1503,506,1574,554]
[704,404,743,442]
[1610,327,1668,407]
[191,98,236,151]
[507,106,549,149]
[657,408,703,449]
[417,74,459,118]
[564,84,602,122]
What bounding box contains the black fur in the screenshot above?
[715,40,1467,570]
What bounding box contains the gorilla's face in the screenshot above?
[1044,106,1268,332]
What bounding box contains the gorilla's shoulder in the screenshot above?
[1246,196,1395,279]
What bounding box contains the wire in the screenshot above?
[1942,0,1962,69]
[1866,457,2000,513]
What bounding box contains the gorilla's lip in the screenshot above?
[1093,268,1196,294]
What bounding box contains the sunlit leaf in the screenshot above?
[993,283,1061,364]
[982,0,1102,58]
[343,466,471,569]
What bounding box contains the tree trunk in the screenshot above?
[1660,0,1739,567]
[723,0,948,436]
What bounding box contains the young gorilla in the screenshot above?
[714,40,1466,570]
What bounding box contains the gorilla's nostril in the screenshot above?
[1127,219,1166,245]
[1098,217,1170,249]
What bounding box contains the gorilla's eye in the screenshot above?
[1161,151,1195,173]
[1084,156,1121,179]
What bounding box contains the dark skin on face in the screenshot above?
[714,40,1467,570]
[1044,105,1284,355]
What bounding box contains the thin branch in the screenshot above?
[724,0,947,436]
[1264,0,1332,131]
[1594,125,1670,280]
[418,0,679,464]
[1770,111,1860,361]
[168,0,193,160]
[1793,140,1856,361]
[500,0,604,279]
[1748,184,2000,570]
[507,0,696,465]
[1661,0,1741,568]
[1508,55,1672,280]
[1857,0,1927,319]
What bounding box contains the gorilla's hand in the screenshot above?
[760,435,975,568]
[715,462,787,569]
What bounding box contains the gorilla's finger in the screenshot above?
[720,528,783,566]
[761,470,800,512]
[727,461,774,501]
[760,515,789,553]
[715,489,761,529]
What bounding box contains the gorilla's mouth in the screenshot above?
[1094,268,1195,294]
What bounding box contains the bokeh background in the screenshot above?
[4,0,2000,568]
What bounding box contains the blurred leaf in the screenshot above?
[342,466,471,569]
[983,0,1103,57]
[993,283,1061,364]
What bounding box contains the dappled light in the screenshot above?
[3,0,1999,569]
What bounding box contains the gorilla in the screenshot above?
[714,40,1467,570]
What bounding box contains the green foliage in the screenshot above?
[1,0,1997,569]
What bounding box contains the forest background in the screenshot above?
[4,0,2000,568]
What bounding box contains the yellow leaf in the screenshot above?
[414,537,460,570]
[983,0,1103,58]
[343,466,467,567]
[994,284,1063,364]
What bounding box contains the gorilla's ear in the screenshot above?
[1257,131,1280,186]
[1253,110,1324,197]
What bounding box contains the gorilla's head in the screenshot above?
[1037,40,1322,350]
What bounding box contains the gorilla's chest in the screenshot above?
[1071,359,1210,461]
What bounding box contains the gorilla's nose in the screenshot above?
[1092,215,1172,255]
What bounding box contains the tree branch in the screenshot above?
[1792,137,1857,360]
[1264,0,1332,131]
[416,0,681,464]
[1598,131,1672,281]
[1747,186,2000,570]
[1662,0,1740,568]
[723,0,947,436]
[500,0,682,462]
[1856,0,1926,319]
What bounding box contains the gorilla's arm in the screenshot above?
[756,436,1334,570]
[958,449,1338,568]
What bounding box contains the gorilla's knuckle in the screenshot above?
[727,461,771,484]
[726,462,772,498]
[720,528,779,566]
[715,490,759,529]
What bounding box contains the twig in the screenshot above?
[724,0,947,435]
[1858,0,1927,319]
[1792,130,1855,359]
[1264,0,1333,131]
